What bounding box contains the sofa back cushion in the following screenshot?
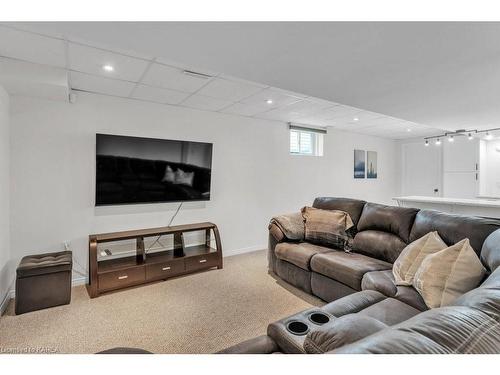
[479,228,500,272]
[409,210,500,261]
[352,203,419,263]
[352,231,407,263]
[312,197,366,226]
[452,266,500,318]
[357,203,419,242]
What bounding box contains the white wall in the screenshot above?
[481,139,500,197]
[9,92,398,284]
[0,86,11,307]
[398,138,443,197]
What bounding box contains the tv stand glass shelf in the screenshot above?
[87,222,222,298]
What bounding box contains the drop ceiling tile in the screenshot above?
[220,102,271,117]
[256,106,305,122]
[157,57,219,78]
[130,84,190,105]
[352,116,402,129]
[181,94,233,111]
[285,99,337,117]
[218,73,267,87]
[322,105,365,120]
[141,63,211,93]
[259,99,339,124]
[68,42,150,82]
[67,36,154,61]
[240,87,302,108]
[196,77,264,101]
[0,25,66,67]
[70,71,135,97]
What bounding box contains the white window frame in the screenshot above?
[289,125,325,157]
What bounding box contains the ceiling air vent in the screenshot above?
[183,70,212,79]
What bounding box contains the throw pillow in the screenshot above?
[301,206,354,249]
[161,165,176,183]
[413,238,486,308]
[173,168,195,186]
[393,231,447,286]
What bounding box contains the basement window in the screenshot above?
[289,125,325,156]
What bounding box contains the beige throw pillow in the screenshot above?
[393,231,447,286]
[301,207,354,249]
[413,238,486,308]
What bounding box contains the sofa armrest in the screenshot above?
[269,222,286,242]
[269,212,304,242]
[303,315,387,354]
[216,335,280,354]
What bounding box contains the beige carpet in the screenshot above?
[0,250,323,353]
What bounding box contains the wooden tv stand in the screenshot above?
[87,222,222,298]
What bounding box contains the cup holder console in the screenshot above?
[308,312,330,325]
[286,320,310,336]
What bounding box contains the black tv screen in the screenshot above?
[95,134,213,206]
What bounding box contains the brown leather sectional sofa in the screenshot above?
[220,197,500,354]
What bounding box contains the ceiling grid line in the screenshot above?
[0,22,448,140]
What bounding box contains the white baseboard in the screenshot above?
[72,276,88,286]
[1,246,265,307]
[223,245,266,257]
[0,289,13,315]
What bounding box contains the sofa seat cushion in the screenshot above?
[311,251,392,290]
[275,242,333,270]
[321,290,421,326]
[357,297,422,326]
[361,270,428,311]
[322,290,387,317]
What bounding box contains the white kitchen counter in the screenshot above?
[393,196,500,218]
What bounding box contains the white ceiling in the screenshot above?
[0,23,446,140]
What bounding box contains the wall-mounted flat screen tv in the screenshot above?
[96,134,213,206]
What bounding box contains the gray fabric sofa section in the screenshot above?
[268,197,500,305]
[221,197,500,354]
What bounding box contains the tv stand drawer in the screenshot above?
[146,260,184,281]
[185,252,219,271]
[98,267,145,291]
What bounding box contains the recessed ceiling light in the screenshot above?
[102,64,114,72]
[424,140,429,146]
[435,138,441,145]
[448,135,454,142]
[353,117,359,122]
[266,99,273,104]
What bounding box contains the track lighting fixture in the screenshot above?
[424,128,498,146]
